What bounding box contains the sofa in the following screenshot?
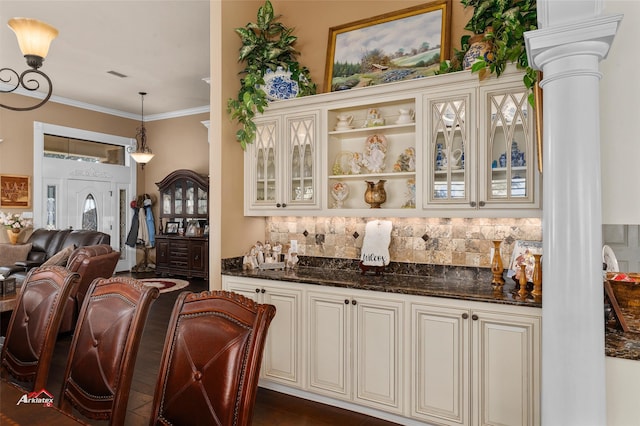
[0,229,111,284]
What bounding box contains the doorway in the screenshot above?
[33,122,137,272]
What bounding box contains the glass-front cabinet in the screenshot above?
[480,83,538,209]
[156,169,209,279]
[424,88,475,210]
[244,65,540,217]
[159,169,208,222]
[245,110,321,215]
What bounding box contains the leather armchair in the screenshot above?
[58,244,120,334]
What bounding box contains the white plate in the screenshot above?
[602,245,619,272]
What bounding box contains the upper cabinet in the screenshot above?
[244,66,540,217]
[245,110,322,215]
[156,169,209,226]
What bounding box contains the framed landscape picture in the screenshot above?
[325,0,451,92]
[0,174,31,208]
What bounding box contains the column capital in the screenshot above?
[525,14,623,71]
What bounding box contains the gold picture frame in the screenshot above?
[0,174,31,208]
[325,0,452,93]
[534,71,543,173]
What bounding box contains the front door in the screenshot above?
[67,179,112,233]
[66,179,126,271]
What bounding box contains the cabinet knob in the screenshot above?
[478,201,486,207]
[470,201,477,207]
[261,288,266,294]
[344,299,350,305]
[276,203,281,208]
[255,288,261,293]
[281,203,287,208]
[462,313,469,319]
[472,314,479,321]
[351,300,357,306]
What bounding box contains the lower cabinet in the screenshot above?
[411,301,541,426]
[155,235,208,279]
[307,288,404,414]
[222,275,541,426]
[223,277,303,387]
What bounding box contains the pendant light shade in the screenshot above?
[1,17,58,111]
[129,92,154,166]
[8,18,59,68]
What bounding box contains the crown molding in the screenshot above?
[0,83,210,120]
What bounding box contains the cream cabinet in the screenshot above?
[471,307,540,426]
[245,110,322,215]
[411,299,541,426]
[244,65,540,217]
[222,274,540,425]
[411,303,470,425]
[307,287,404,414]
[423,74,539,213]
[222,276,303,388]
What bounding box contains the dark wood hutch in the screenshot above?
[155,169,209,280]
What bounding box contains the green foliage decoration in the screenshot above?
[439,0,538,105]
[227,0,316,150]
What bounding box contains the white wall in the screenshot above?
[601,1,640,224]
[606,356,640,425]
[600,2,640,424]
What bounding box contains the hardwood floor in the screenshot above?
[40,273,400,425]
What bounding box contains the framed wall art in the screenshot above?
[0,174,31,208]
[325,0,451,92]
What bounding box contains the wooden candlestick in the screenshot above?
[491,240,505,285]
[519,264,529,297]
[531,254,542,296]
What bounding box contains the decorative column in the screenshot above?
[525,13,622,426]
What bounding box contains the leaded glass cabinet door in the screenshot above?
[425,90,475,209]
[247,117,281,211]
[284,112,320,209]
[481,85,538,208]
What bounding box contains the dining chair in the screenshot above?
[58,276,159,425]
[0,265,80,392]
[149,290,276,426]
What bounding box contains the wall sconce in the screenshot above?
[0,18,58,111]
[128,92,154,167]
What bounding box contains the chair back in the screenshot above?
[58,277,159,424]
[0,265,80,391]
[149,290,276,426]
[58,244,120,334]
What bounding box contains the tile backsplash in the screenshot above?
[266,216,542,268]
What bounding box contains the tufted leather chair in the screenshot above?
[149,290,276,426]
[58,244,120,334]
[0,266,80,391]
[58,277,159,424]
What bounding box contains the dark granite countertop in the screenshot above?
[222,256,640,361]
[605,307,640,361]
[222,257,541,308]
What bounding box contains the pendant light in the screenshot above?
[1,18,59,111]
[129,92,154,166]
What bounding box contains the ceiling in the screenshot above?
[0,0,210,118]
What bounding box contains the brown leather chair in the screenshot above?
[0,266,80,391]
[149,290,276,426]
[58,244,120,334]
[58,277,159,424]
